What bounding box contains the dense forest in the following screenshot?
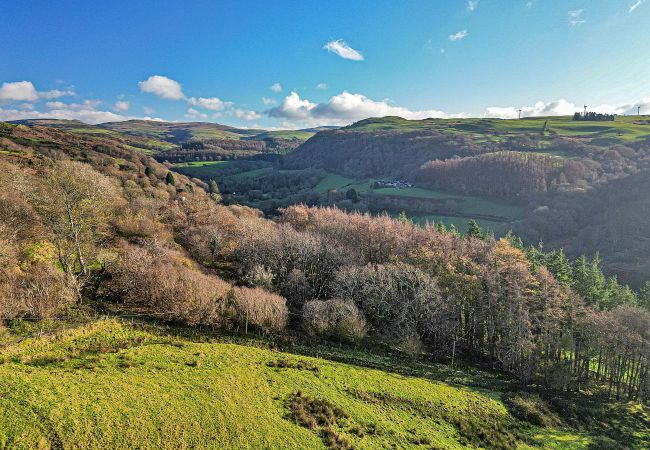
[1,121,648,407]
[284,127,491,178]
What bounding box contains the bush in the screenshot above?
[244,265,274,290]
[302,299,367,344]
[234,286,288,333]
[504,393,562,428]
[105,244,233,326]
[0,263,74,319]
[395,334,424,359]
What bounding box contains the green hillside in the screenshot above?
[0,319,615,450]
[346,115,650,145]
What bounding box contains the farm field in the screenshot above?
[0,319,605,450]
[313,172,525,224]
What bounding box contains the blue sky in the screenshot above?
[1,0,649,128]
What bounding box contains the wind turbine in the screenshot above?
[638,105,641,116]
[583,105,588,117]
[517,108,522,120]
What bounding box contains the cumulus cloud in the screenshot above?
[270,82,283,93]
[316,83,328,90]
[0,81,38,101]
[184,107,208,120]
[187,96,232,111]
[262,97,277,106]
[233,108,262,121]
[139,75,185,100]
[629,0,645,13]
[143,106,155,115]
[0,101,129,124]
[448,30,468,41]
[568,9,585,26]
[0,81,74,102]
[467,1,479,12]
[39,89,75,99]
[323,39,364,61]
[268,91,465,126]
[113,100,130,112]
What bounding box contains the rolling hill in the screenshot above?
[280,115,650,286]
[0,118,648,449]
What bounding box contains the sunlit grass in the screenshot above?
[0,320,596,449]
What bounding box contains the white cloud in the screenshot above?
[448,30,468,41]
[323,39,364,61]
[143,106,155,115]
[467,1,479,12]
[187,96,232,111]
[568,9,585,26]
[262,97,278,106]
[39,89,75,99]
[0,81,75,102]
[268,91,465,126]
[113,100,130,111]
[316,83,328,90]
[270,82,283,93]
[139,75,185,100]
[268,92,317,120]
[0,81,39,102]
[184,107,208,120]
[629,0,645,13]
[45,101,66,109]
[0,103,129,124]
[233,108,261,121]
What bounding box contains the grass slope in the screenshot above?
[346,115,650,145]
[0,320,596,449]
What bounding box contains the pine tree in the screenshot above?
[466,219,484,240]
[638,281,650,310]
[165,171,176,186]
[144,166,153,177]
[571,254,606,308]
[345,188,359,203]
[397,211,411,224]
[504,230,523,249]
[545,249,572,286]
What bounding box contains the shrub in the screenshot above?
[302,299,367,344]
[244,265,274,290]
[0,263,75,319]
[504,393,562,428]
[234,286,288,333]
[395,334,424,359]
[114,213,164,240]
[105,244,233,326]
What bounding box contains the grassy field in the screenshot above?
[313,173,524,224]
[0,319,605,449]
[250,130,316,141]
[346,115,650,146]
[174,160,231,168]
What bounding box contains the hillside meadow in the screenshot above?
[0,319,622,450]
